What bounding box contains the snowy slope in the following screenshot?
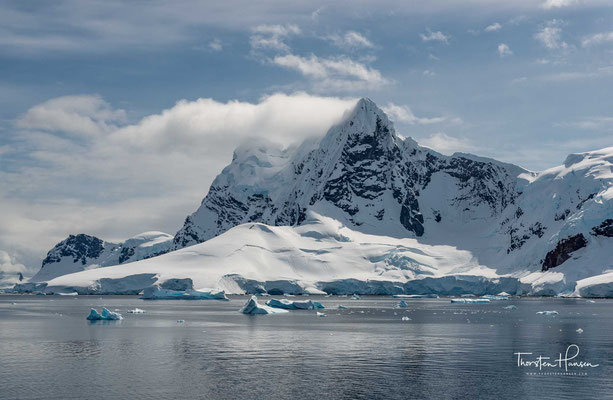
[31,231,173,282]
[35,213,522,296]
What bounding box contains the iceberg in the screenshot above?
[239,296,288,315]
[351,294,360,300]
[127,308,146,314]
[266,298,324,310]
[536,310,558,316]
[396,300,408,308]
[450,298,490,303]
[316,312,327,317]
[337,305,347,310]
[86,307,123,321]
[503,305,517,310]
[401,316,411,321]
[141,285,229,300]
[576,328,583,333]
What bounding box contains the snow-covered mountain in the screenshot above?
[174,98,527,248]
[20,98,613,296]
[31,231,173,282]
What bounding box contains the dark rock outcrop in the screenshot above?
[542,234,588,271]
[592,219,613,237]
[41,234,105,268]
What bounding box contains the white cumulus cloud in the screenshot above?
[16,95,126,137]
[420,31,449,43]
[328,31,374,49]
[209,38,222,51]
[485,23,502,32]
[534,20,567,49]
[542,0,576,9]
[250,24,301,52]
[382,103,447,125]
[272,54,389,91]
[498,43,513,57]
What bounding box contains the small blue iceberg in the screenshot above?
[87,307,123,321]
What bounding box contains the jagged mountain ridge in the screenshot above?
[174,98,526,249]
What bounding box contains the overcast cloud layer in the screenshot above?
[1,0,612,276]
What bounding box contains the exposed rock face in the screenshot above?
[592,219,613,237]
[542,234,588,271]
[173,98,524,249]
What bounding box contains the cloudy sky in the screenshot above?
[1,0,612,278]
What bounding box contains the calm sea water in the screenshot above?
[0,295,611,400]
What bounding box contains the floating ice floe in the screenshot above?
[239,296,288,315]
[481,294,509,301]
[316,312,327,317]
[576,328,584,333]
[536,311,558,316]
[586,300,596,304]
[503,305,517,310]
[351,294,360,300]
[392,294,438,299]
[141,286,229,300]
[177,320,185,323]
[396,300,408,308]
[450,298,490,304]
[337,305,347,310]
[86,307,123,321]
[266,298,324,310]
[127,308,146,314]
[401,316,411,321]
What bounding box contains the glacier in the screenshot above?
[15,98,613,297]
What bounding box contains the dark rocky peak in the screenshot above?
[42,234,106,267]
[319,98,398,152]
